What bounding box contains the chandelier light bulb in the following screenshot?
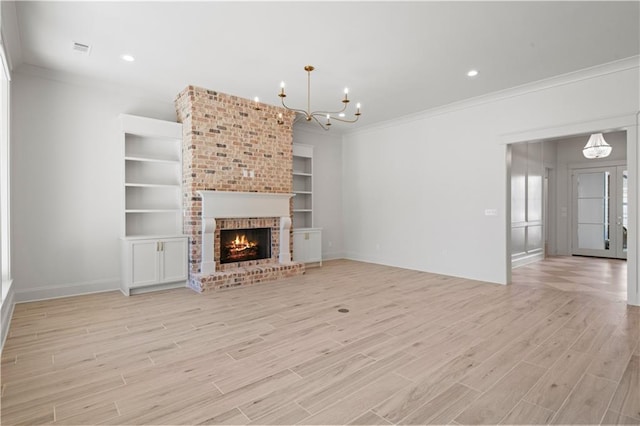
[344,88,349,94]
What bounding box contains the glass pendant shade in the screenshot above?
[583,133,612,159]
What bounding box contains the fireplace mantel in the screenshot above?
[198,190,294,219]
[198,191,295,274]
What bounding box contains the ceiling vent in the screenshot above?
[72,42,91,55]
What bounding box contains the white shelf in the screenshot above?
[125,209,181,213]
[125,183,180,188]
[124,234,187,240]
[293,209,312,212]
[293,171,312,177]
[125,156,180,164]
[294,190,312,194]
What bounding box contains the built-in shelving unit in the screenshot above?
[293,144,314,228]
[121,116,183,238]
[120,114,187,295]
[292,144,322,265]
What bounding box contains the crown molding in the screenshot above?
[0,1,22,73]
[344,56,640,138]
[14,63,175,106]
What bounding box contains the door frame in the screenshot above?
[502,114,639,306]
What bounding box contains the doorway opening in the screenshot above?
[506,123,637,306]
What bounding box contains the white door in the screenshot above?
[572,166,627,259]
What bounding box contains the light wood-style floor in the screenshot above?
[1,257,638,425]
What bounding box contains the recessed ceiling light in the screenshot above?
[339,113,346,118]
[467,69,479,77]
[121,54,135,62]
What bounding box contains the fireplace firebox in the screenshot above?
[220,228,271,264]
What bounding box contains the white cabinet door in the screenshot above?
[293,229,322,264]
[131,241,160,287]
[293,232,306,263]
[123,237,188,293]
[160,238,188,282]
[306,231,322,262]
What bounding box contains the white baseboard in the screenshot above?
[128,281,187,296]
[321,251,345,261]
[1,279,15,354]
[342,252,508,285]
[512,253,544,269]
[342,251,383,264]
[15,278,120,303]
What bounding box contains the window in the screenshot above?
[0,36,10,301]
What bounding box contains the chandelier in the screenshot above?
[278,65,361,130]
[583,133,612,159]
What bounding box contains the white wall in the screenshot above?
[342,61,639,285]
[11,71,176,301]
[551,131,627,255]
[293,125,344,260]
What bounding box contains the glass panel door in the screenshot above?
[572,166,626,259]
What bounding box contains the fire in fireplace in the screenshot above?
[220,228,271,264]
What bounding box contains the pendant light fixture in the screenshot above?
[583,133,612,159]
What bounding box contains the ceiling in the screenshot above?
[7,1,640,131]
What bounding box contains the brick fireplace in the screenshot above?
[175,86,305,292]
